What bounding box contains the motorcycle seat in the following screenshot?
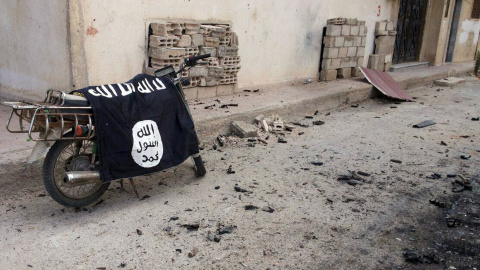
[63,94,90,107]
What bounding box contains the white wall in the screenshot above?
[0,0,71,98]
[75,0,396,89]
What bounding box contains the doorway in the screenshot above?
[446,0,462,62]
[393,0,428,64]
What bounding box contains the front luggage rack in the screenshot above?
[3,90,95,141]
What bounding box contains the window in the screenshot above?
[472,0,480,19]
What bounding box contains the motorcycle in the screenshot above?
[2,54,211,207]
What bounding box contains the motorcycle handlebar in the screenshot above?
[190,54,211,61]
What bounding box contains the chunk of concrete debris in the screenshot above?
[413,120,436,128]
[231,121,258,138]
[255,114,265,124]
[434,77,465,87]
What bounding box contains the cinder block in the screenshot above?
[351,67,364,77]
[342,25,351,36]
[185,47,199,57]
[176,35,192,47]
[150,21,170,36]
[375,21,387,31]
[326,25,342,36]
[217,84,237,96]
[217,46,238,57]
[375,45,394,55]
[322,58,341,70]
[337,67,352,78]
[350,26,359,36]
[183,87,198,100]
[200,77,219,87]
[375,36,396,47]
[368,54,379,69]
[349,57,358,67]
[223,65,241,74]
[340,57,352,68]
[320,69,337,81]
[219,74,237,85]
[361,37,367,46]
[346,18,358,26]
[357,57,364,67]
[357,20,366,26]
[327,18,347,25]
[338,47,348,57]
[385,54,392,63]
[384,62,392,72]
[149,35,179,48]
[150,58,182,69]
[191,34,204,47]
[347,47,357,57]
[353,36,362,47]
[220,56,240,66]
[200,46,217,56]
[184,22,200,35]
[323,36,335,47]
[386,21,395,31]
[197,85,217,99]
[331,58,341,69]
[378,54,385,71]
[388,31,397,36]
[208,67,225,77]
[323,47,339,59]
[149,47,186,59]
[205,37,220,47]
[356,47,365,57]
[344,36,354,47]
[219,37,231,46]
[375,30,389,36]
[359,26,367,37]
[231,121,258,138]
[189,66,209,77]
[335,36,345,47]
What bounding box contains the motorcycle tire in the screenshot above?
[43,133,110,207]
[193,155,206,176]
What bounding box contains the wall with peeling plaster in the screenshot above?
[0,0,71,98]
[452,1,480,62]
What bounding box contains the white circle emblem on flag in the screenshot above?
[131,120,163,168]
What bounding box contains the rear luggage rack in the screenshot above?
[3,90,95,141]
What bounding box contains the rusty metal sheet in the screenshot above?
[359,67,413,101]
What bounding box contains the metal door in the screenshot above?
[393,0,427,64]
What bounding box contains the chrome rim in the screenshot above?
[52,140,103,200]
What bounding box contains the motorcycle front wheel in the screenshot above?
[43,133,110,207]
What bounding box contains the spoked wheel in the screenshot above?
[192,155,206,176]
[43,132,110,207]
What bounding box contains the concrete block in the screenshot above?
[359,26,367,37]
[189,66,209,77]
[149,47,186,59]
[356,47,365,57]
[331,58,341,69]
[347,47,357,57]
[368,54,379,69]
[323,47,339,59]
[208,67,225,77]
[168,22,183,35]
[255,114,265,124]
[150,58,182,69]
[378,54,385,71]
[351,67,364,77]
[184,22,200,34]
[150,21,170,36]
[434,77,466,87]
[350,26,359,36]
[375,30,389,36]
[205,37,220,47]
[357,57,364,67]
[326,25,342,36]
[197,85,217,99]
[176,35,192,47]
[323,36,335,47]
[346,18,358,26]
[219,37,231,46]
[183,87,198,100]
[338,47,348,58]
[191,34,204,47]
[386,21,395,31]
[375,45,394,55]
[320,69,337,81]
[385,54,392,63]
[375,36,396,47]
[375,21,387,31]
[334,36,345,47]
[322,58,341,70]
[361,37,367,46]
[231,121,258,138]
[200,46,217,56]
[217,46,238,57]
[327,18,347,25]
[219,74,237,85]
[349,57,358,67]
[230,32,239,46]
[217,84,237,96]
[149,35,179,48]
[388,30,397,36]
[357,20,366,26]
[340,57,354,68]
[353,36,362,47]
[185,47,199,57]
[223,65,241,74]
[384,62,392,72]
[200,77,219,87]
[337,67,352,78]
[220,56,241,66]
[344,36,354,47]
[341,25,351,36]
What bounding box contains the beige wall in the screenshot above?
[452,0,480,62]
[70,0,397,89]
[0,0,71,98]
[422,0,454,65]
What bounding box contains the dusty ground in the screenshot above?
[0,77,479,269]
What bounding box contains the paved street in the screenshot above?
[0,76,479,269]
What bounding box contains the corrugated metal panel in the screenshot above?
[359,67,413,101]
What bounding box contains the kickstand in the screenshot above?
[129,178,140,198]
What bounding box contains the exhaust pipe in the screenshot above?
[63,171,102,187]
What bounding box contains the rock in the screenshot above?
[346,180,363,186]
[169,216,179,221]
[357,171,370,176]
[312,120,325,126]
[447,174,457,178]
[136,229,143,235]
[231,121,258,138]
[278,138,287,143]
[245,205,258,210]
[215,186,220,190]
[207,231,215,241]
[218,225,235,234]
[390,159,402,164]
[182,222,200,230]
[262,206,275,213]
[188,247,198,258]
[460,155,471,160]
[472,117,479,121]
[440,141,448,146]
[234,185,248,193]
[434,77,465,87]
[311,161,324,166]
[255,114,265,124]
[227,165,235,174]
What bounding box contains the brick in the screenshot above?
[184,22,200,34]
[149,35,179,48]
[223,65,241,74]
[217,46,239,57]
[368,54,379,70]
[189,76,202,87]
[378,54,385,71]
[350,26,359,36]
[205,37,220,47]
[349,57,358,67]
[375,36,396,47]
[351,67,364,77]
[375,21,387,31]
[205,57,220,67]
[320,69,337,81]
[334,36,345,47]
[386,21,395,31]
[326,25,342,36]
[323,36,335,47]
[217,84,236,96]
[219,74,237,84]
[385,54,392,63]
[344,36,354,47]
[356,47,365,57]
[197,85,217,98]
[191,34,204,47]
[353,36,362,47]
[361,37,367,46]
[375,45,394,55]
[338,47,348,58]
[347,47,357,57]
[149,47,186,59]
[357,57,364,67]
[359,26,367,37]
[341,25,351,36]
[176,35,192,47]
[200,46,217,56]
[384,62,392,72]
[220,56,241,66]
[337,67,352,78]
[231,121,258,138]
[189,66,209,77]
[219,37,231,46]
[323,47,339,59]
[185,47,199,57]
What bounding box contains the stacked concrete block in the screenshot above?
[368,20,396,72]
[147,20,240,96]
[320,18,368,81]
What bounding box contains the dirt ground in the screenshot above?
[0,77,479,269]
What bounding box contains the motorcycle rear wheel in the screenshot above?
[43,133,110,207]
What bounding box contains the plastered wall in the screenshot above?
[452,0,480,62]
